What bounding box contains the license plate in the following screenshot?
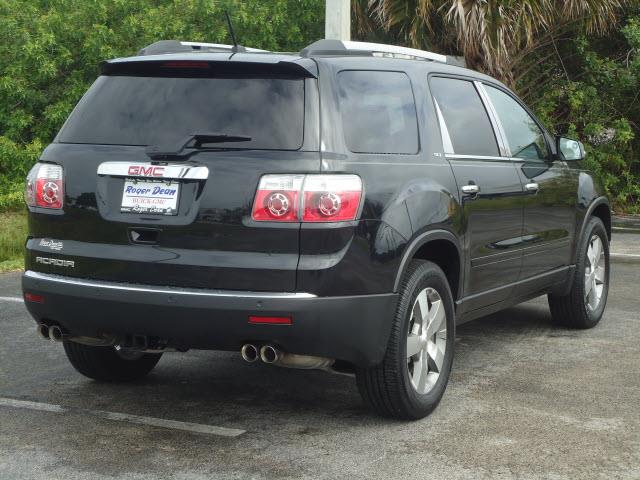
[121,179,180,215]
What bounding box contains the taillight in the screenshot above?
[252,175,304,222]
[302,175,362,222]
[251,174,362,223]
[25,163,64,210]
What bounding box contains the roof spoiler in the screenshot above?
[101,57,317,78]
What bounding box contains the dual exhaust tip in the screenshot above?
[241,344,280,364]
[240,344,337,372]
[36,324,65,343]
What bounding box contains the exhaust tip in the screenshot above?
[260,345,280,364]
[48,325,64,343]
[36,324,50,340]
[240,344,259,363]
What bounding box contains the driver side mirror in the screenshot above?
[556,136,585,161]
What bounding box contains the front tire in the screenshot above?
[548,217,610,329]
[356,260,455,420]
[63,341,162,382]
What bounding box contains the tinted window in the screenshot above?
[485,85,549,160]
[58,75,304,150]
[430,77,499,156]
[337,71,419,154]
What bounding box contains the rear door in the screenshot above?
[28,60,320,292]
[482,84,577,280]
[430,76,524,311]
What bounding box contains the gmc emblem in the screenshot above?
[128,165,165,177]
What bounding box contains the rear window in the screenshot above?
[337,71,419,154]
[58,75,305,150]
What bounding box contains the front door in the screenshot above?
[482,84,578,282]
[430,77,524,311]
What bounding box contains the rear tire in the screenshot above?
[63,341,162,382]
[548,217,610,329]
[356,260,455,420]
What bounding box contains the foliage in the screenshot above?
[519,9,640,213]
[0,183,23,211]
[0,211,27,269]
[355,0,627,86]
[0,0,324,209]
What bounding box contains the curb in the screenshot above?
[611,253,640,265]
[612,226,640,234]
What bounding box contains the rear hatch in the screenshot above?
[27,55,320,292]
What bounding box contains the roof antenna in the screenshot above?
[224,11,245,54]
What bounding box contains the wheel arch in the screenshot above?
[589,201,612,241]
[393,230,463,301]
[572,196,610,265]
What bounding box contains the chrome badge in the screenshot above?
[35,257,74,268]
[39,239,63,251]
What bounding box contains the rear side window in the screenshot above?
[484,85,549,161]
[430,77,499,156]
[337,71,419,154]
[58,75,305,150]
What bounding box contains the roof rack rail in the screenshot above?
[138,40,269,56]
[300,39,447,63]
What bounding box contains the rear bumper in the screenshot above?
[22,271,398,367]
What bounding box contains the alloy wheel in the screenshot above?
[406,287,447,394]
[584,234,606,311]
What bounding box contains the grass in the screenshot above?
[0,210,27,272]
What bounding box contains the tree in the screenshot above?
[354,0,628,87]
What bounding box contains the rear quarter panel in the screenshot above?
[296,58,463,297]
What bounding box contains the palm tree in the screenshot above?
[353,0,629,87]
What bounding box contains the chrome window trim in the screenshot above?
[23,270,317,299]
[97,162,209,180]
[445,153,511,161]
[433,98,454,154]
[474,81,511,157]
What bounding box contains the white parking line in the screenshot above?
[0,296,23,303]
[0,397,245,437]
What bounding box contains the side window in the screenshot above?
[337,71,419,154]
[484,85,549,161]
[430,77,499,157]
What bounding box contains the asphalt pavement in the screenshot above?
[0,266,639,480]
[611,232,640,263]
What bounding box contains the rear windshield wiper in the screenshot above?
[146,132,252,159]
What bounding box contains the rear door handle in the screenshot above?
[525,183,539,193]
[461,184,480,195]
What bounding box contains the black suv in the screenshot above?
[22,39,611,419]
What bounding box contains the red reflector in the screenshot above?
[161,61,210,69]
[24,293,45,304]
[248,315,292,325]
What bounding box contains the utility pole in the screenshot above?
[325,0,350,41]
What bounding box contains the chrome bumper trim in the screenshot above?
[23,271,316,299]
